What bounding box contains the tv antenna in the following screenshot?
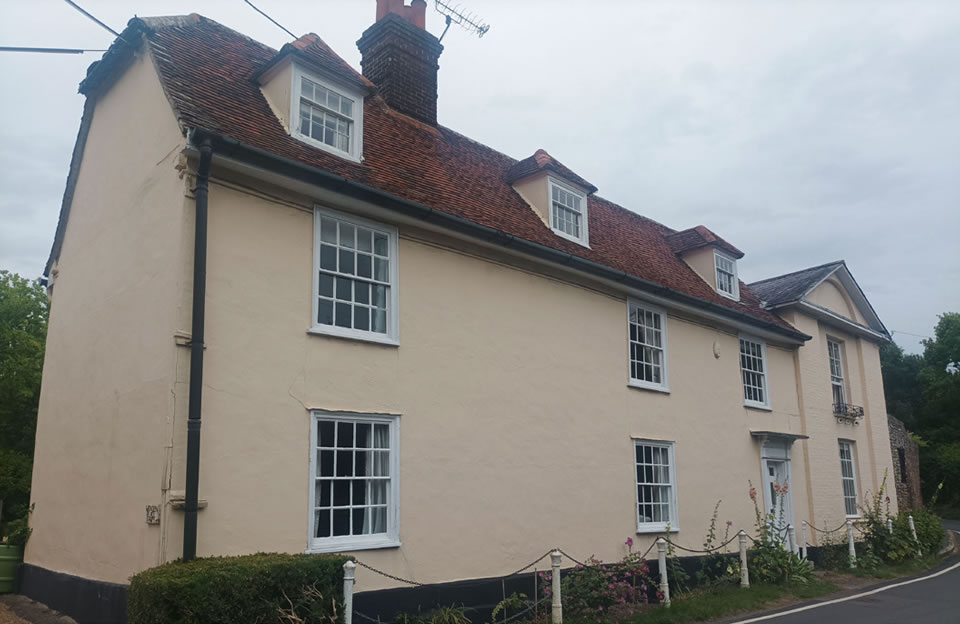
[434,0,490,42]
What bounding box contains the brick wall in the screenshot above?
[357,12,444,125]
[888,414,922,510]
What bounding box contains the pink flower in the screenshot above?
[625,537,634,548]
[749,487,757,501]
[726,520,734,527]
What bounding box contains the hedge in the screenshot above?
[128,552,351,624]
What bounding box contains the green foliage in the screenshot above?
[910,508,945,554]
[746,482,809,585]
[0,271,48,457]
[491,593,528,622]
[3,504,33,546]
[394,605,471,624]
[880,313,960,504]
[0,448,32,532]
[694,501,739,590]
[127,552,349,624]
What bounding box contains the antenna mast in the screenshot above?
[434,0,490,42]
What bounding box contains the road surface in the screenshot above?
[733,521,960,624]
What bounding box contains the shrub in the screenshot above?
[127,552,350,624]
[695,501,740,590]
[746,482,810,584]
[910,508,945,555]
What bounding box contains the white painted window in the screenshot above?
[628,302,668,391]
[292,68,363,162]
[634,440,678,532]
[309,411,400,552]
[740,336,770,408]
[715,251,739,300]
[838,440,859,517]
[312,207,398,345]
[548,177,588,246]
[828,338,846,407]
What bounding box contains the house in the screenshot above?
[26,2,897,621]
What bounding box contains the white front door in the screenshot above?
[762,457,793,532]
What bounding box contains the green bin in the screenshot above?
[0,544,23,593]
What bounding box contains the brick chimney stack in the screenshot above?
[358,0,443,125]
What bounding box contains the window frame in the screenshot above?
[714,250,740,301]
[627,300,670,393]
[310,205,400,346]
[739,335,771,410]
[838,440,860,518]
[827,337,847,407]
[633,439,680,534]
[547,176,589,247]
[307,410,401,553]
[291,66,364,163]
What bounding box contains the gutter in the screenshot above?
[182,137,213,561]
[191,128,810,344]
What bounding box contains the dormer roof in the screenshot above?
[254,33,375,93]
[506,149,597,193]
[665,225,744,259]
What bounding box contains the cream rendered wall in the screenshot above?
[179,179,811,589]
[260,61,294,133]
[511,171,550,226]
[807,277,868,325]
[680,247,717,290]
[27,51,189,584]
[780,309,896,541]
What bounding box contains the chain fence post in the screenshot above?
[657,537,671,607]
[846,520,856,568]
[887,518,893,535]
[908,515,921,557]
[343,560,356,624]
[787,524,797,556]
[800,521,808,560]
[738,530,750,588]
[551,550,562,624]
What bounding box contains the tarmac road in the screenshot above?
[731,520,960,624]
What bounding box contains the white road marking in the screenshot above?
[730,530,960,623]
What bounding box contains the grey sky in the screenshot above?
[1,1,957,353]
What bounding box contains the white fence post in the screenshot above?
[657,537,671,607]
[551,550,562,624]
[343,560,356,624]
[908,515,922,557]
[787,524,797,556]
[800,521,808,560]
[887,518,893,534]
[846,520,857,568]
[738,530,750,588]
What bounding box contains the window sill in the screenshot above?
[292,132,363,164]
[306,538,401,554]
[307,326,399,347]
[744,402,772,412]
[551,227,590,248]
[628,381,670,394]
[637,525,679,535]
[717,290,740,302]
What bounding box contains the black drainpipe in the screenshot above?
[183,138,213,561]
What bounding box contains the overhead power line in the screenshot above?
[62,0,124,40]
[243,0,296,39]
[0,46,107,54]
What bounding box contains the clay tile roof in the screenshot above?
[506,149,598,193]
[665,225,744,259]
[66,14,805,341]
[254,32,375,92]
[748,261,844,307]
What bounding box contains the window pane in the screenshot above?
[374,233,388,256]
[374,257,389,282]
[319,421,335,448]
[321,218,337,243]
[319,273,334,298]
[316,509,331,538]
[340,224,355,248]
[355,282,370,304]
[318,298,333,325]
[335,302,351,328]
[320,245,337,271]
[357,253,372,278]
[333,509,350,536]
[354,306,369,331]
[339,249,355,275]
[336,277,352,302]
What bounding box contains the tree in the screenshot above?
[879,341,924,428]
[0,270,48,530]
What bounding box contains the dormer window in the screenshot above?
[715,251,739,300]
[549,177,589,246]
[292,67,363,162]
